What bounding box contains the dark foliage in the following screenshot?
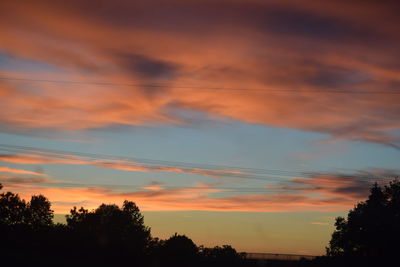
[158,233,199,266]
[0,183,252,267]
[200,245,247,267]
[301,180,400,266]
[326,180,400,259]
[3,179,398,267]
[65,201,151,265]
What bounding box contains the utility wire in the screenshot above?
[0,144,393,182]
[1,76,399,94]
[27,181,377,193]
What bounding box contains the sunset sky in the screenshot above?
[1,0,400,255]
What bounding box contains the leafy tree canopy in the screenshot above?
[66,200,151,254]
[327,179,400,258]
[159,233,199,266]
[0,183,53,227]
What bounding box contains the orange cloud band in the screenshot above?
[0,151,245,178]
[0,166,44,176]
[2,183,356,214]
[2,167,391,213]
[0,0,399,147]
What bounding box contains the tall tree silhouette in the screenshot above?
[327,180,400,258]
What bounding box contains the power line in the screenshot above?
[30,181,288,193]
[0,144,393,182]
[1,76,399,94]
[0,144,311,176]
[17,180,379,193]
[0,146,305,182]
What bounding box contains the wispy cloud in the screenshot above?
[310,222,329,226]
[1,147,398,213]
[142,181,164,191]
[0,174,50,185]
[0,150,245,178]
[0,166,44,176]
[269,169,398,200]
[1,166,397,213]
[0,0,399,146]
[1,182,355,214]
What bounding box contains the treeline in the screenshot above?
[0,183,250,267]
[2,180,400,267]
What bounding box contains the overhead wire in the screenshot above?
[1,76,400,94]
[0,144,393,183]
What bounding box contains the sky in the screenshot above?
[1,0,400,255]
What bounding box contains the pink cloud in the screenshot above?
[0,0,399,146]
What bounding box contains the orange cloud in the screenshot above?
[2,182,355,214]
[0,0,399,147]
[2,167,393,213]
[143,185,164,191]
[142,181,164,191]
[0,153,87,164]
[0,150,246,178]
[0,166,44,176]
[92,161,244,178]
[272,171,397,200]
[310,222,328,226]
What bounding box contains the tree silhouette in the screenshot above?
[26,195,53,227]
[327,180,400,258]
[0,185,53,227]
[159,233,199,266]
[66,201,151,265]
[1,183,251,267]
[66,201,150,243]
[0,187,26,225]
[0,184,56,265]
[200,245,246,266]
